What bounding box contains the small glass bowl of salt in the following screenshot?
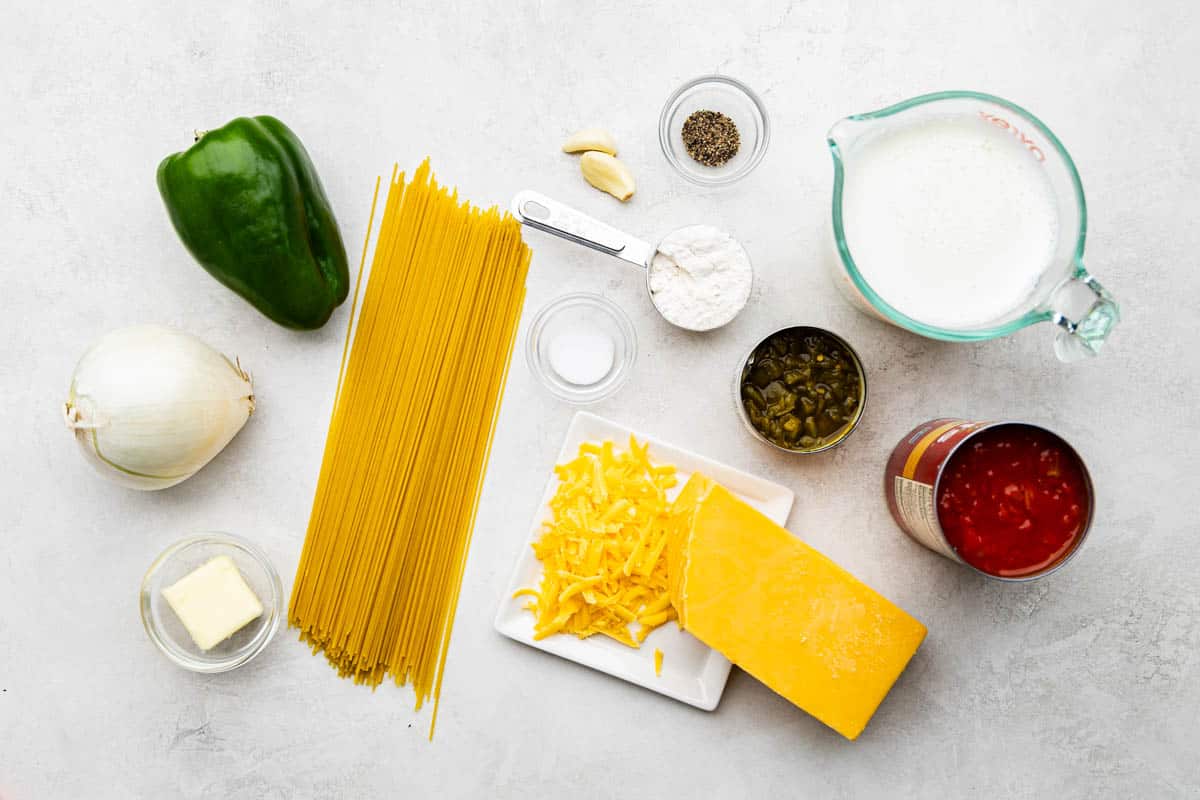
[525,293,637,404]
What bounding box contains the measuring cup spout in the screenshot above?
[1048,268,1121,361]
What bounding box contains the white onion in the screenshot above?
[63,324,255,490]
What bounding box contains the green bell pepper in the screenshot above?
[157,116,350,330]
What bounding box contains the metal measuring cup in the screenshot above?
[511,190,752,332]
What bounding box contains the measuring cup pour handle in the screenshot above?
[510,190,657,269]
[1048,269,1121,362]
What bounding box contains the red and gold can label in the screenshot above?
[884,418,990,562]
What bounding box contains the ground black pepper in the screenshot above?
[681,110,740,167]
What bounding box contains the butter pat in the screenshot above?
[162,556,264,651]
[667,474,927,740]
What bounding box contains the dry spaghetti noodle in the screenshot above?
[289,160,531,737]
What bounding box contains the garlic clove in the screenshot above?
[64,324,254,490]
[562,128,619,156]
[580,152,636,202]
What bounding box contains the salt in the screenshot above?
[548,327,615,386]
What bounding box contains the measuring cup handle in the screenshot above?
[1048,268,1121,362]
[511,190,655,269]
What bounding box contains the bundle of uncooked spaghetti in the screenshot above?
[289,160,531,735]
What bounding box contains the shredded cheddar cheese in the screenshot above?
[516,436,678,647]
[654,648,664,677]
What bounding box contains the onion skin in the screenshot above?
[63,325,255,490]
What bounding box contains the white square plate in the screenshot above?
[494,411,794,710]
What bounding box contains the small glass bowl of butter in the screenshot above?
[140,532,283,673]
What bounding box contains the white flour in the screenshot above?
[648,225,752,331]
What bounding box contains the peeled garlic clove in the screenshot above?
[562,128,618,156]
[63,324,255,491]
[580,151,636,202]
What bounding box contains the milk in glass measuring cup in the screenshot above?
[512,191,753,332]
[827,91,1120,361]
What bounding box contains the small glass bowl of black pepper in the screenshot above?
[733,326,867,455]
[659,75,770,187]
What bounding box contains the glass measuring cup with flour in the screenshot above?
[827,91,1120,361]
[511,191,753,331]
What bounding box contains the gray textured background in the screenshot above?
[2,1,1197,797]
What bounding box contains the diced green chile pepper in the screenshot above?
[742,384,766,408]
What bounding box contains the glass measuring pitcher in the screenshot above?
[827,91,1119,361]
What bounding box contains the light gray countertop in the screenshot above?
[3,1,1197,797]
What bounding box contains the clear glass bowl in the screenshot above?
[659,75,770,187]
[140,532,283,673]
[525,293,637,404]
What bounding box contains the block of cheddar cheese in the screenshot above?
[667,473,926,740]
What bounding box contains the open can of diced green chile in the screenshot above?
[884,419,1095,581]
[733,326,867,455]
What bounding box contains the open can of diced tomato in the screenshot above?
[885,419,1094,581]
